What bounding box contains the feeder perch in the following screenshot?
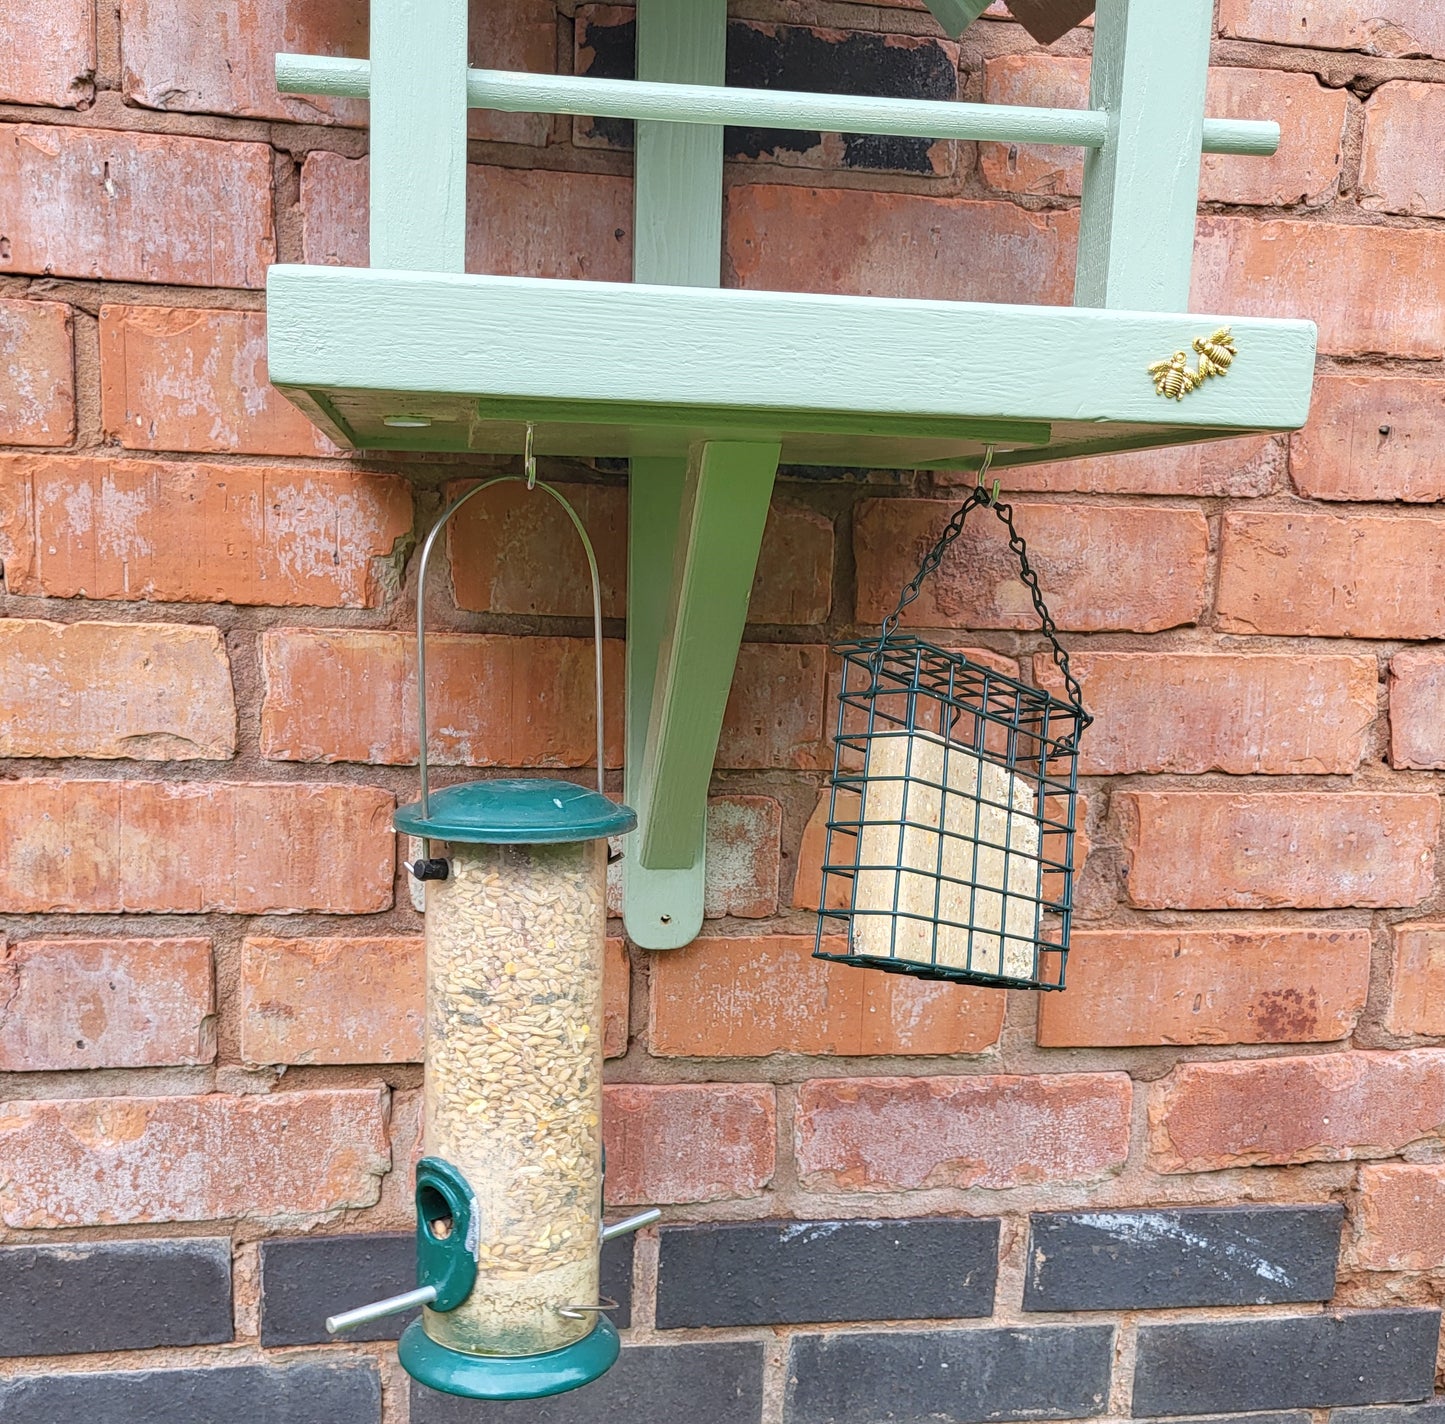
[266,0,1316,959]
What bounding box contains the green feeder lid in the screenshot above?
[394,778,637,845]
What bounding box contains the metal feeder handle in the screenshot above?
[414,461,609,822]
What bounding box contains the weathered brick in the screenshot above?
[728,187,1078,305]
[657,1218,998,1328]
[0,1239,231,1357]
[718,643,831,770]
[99,306,339,457]
[450,481,833,625]
[0,619,236,760]
[259,628,624,767]
[856,499,1209,633]
[0,1090,389,1226]
[0,937,214,1071]
[1024,1206,1343,1311]
[1219,510,1445,638]
[1219,1,1445,58]
[302,153,632,278]
[0,455,412,606]
[1039,928,1371,1048]
[982,58,1345,207]
[1149,1051,1445,1173]
[1132,1310,1440,1416]
[0,0,95,107]
[603,1084,776,1204]
[0,780,395,914]
[1390,648,1445,770]
[1193,217,1445,359]
[648,935,1006,1057]
[1357,1164,1445,1271]
[0,299,75,446]
[1036,652,1377,776]
[1361,82,1445,216]
[1333,1406,1445,1424]
[795,1073,1132,1191]
[1387,922,1445,1038]
[240,934,630,1065]
[1118,791,1438,910]
[1292,375,1445,502]
[787,1326,1115,1424]
[0,124,274,288]
[0,1362,381,1424]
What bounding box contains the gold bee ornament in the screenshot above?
[1193,327,1237,379]
[1148,351,1201,401]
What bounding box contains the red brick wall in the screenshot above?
[3,0,1445,1415]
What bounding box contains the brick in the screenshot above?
[0,1090,389,1226]
[0,299,75,446]
[657,1218,998,1329]
[856,499,1208,633]
[452,482,833,626]
[795,1073,1132,1191]
[1149,1050,1445,1173]
[1040,928,1370,1048]
[728,188,1078,305]
[0,1362,380,1424]
[719,643,831,769]
[1192,217,1445,359]
[1037,652,1376,776]
[0,780,395,914]
[0,455,412,606]
[1336,1408,1445,1424]
[0,937,214,1071]
[649,935,1006,1057]
[302,153,632,279]
[1293,375,1445,502]
[411,1342,764,1424]
[1387,922,1445,1037]
[259,628,624,767]
[99,306,339,457]
[1219,1,1445,58]
[982,58,1345,207]
[0,0,94,106]
[0,1239,231,1357]
[0,124,274,288]
[1024,1206,1342,1312]
[1390,648,1445,769]
[787,1325,1114,1424]
[602,1084,775,1204]
[261,1232,635,1345]
[702,797,782,918]
[0,619,236,760]
[1357,1165,1445,1271]
[1132,1310,1440,1416]
[1118,791,1438,910]
[240,934,630,1065]
[1362,83,1445,216]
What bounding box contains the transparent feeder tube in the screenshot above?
[423,838,607,1356]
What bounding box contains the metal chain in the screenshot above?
[878,482,1092,732]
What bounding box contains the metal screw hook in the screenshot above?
[524,423,537,490]
[976,444,999,504]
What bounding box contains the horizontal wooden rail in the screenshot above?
[276,54,1280,156]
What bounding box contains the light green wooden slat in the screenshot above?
[923,0,995,38]
[276,55,1279,157]
[1075,0,1213,311]
[368,0,468,271]
[266,266,1319,433]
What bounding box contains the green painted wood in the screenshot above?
[1075,0,1213,310]
[368,0,467,272]
[923,0,998,38]
[276,54,1280,157]
[634,439,780,875]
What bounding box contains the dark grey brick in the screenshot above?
[657,1218,998,1329]
[410,1342,764,1424]
[1024,1206,1343,1312]
[0,1239,232,1358]
[0,1361,379,1424]
[261,1233,634,1345]
[1143,1416,1311,1424]
[786,1325,1115,1424]
[1133,1310,1441,1417]
[1335,1404,1445,1424]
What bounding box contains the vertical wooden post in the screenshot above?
[369,0,469,272]
[1074,0,1212,311]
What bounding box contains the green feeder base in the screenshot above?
[399,1318,620,1401]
